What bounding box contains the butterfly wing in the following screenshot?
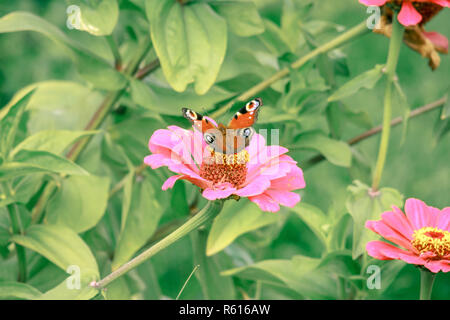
[182,108,217,133]
[227,98,262,129]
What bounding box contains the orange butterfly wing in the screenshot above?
[182,108,217,133]
[227,98,262,129]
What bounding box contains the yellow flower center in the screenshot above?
[199,148,249,187]
[411,227,450,259]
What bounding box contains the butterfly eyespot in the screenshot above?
[246,99,260,112]
[241,127,254,138]
[204,133,215,144]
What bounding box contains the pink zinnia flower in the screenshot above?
[366,198,450,273]
[144,126,305,212]
[359,0,449,26]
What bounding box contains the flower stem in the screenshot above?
[419,269,436,300]
[91,200,224,290]
[371,13,405,191]
[6,203,27,282]
[211,21,370,119]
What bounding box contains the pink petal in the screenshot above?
[247,154,297,182]
[246,133,267,160]
[162,175,184,190]
[398,2,422,26]
[359,0,388,5]
[427,206,442,228]
[424,259,450,273]
[248,193,280,212]
[264,190,300,208]
[248,145,289,169]
[366,241,425,265]
[437,207,450,230]
[269,165,305,191]
[423,31,449,52]
[202,183,236,200]
[366,218,415,251]
[381,207,415,240]
[405,198,431,230]
[144,154,168,169]
[235,176,271,197]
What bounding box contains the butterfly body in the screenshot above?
[182,98,262,155]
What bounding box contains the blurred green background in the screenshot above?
[0,0,448,299]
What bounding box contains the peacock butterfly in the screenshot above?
[182,98,262,155]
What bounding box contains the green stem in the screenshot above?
[91,200,224,290]
[371,14,405,191]
[419,269,436,300]
[105,34,122,70]
[6,200,26,282]
[211,21,370,119]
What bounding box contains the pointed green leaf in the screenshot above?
[294,130,352,167]
[328,64,384,102]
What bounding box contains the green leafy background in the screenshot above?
[0,0,449,300]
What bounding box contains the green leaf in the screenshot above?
[206,200,280,256]
[130,79,234,116]
[2,81,104,133]
[211,0,264,37]
[191,229,235,299]
[290,203,329,249]
[346,181,403,259]
[0,281,42,300]
[11,224,99,299]
[293,130,352,167]
[67,0,119,36]
[11,224,99,274]
[11,130,98,158]
[46,175,110,233]
[222,255,337,299]
[36,277,98,300]
[318,250,360,278]
[112,174,168,269]
[107,116,164,165]
[0,12,126,90]
[0,90,36,158]
[146,0,227,94]
[328,64,384,102]
[0,150,88,181]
